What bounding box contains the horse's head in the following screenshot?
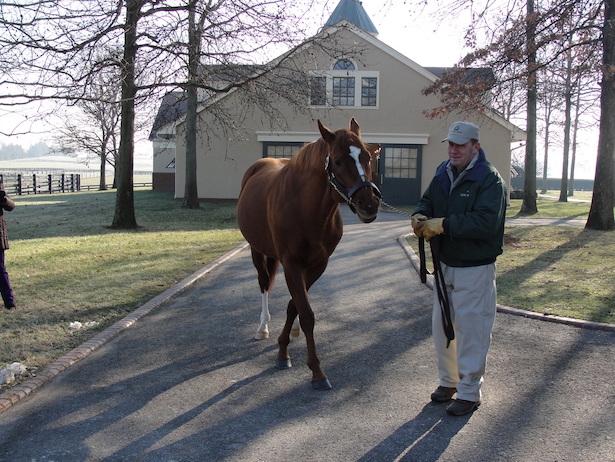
[318,118,381,223]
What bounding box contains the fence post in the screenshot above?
[48,174,53,194]
[70,174,74,192]
[17,174,22,195]
[76,174,81,191]
[33,174,37,195]
[61,173,65,193]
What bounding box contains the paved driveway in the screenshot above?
[0,208,613,461]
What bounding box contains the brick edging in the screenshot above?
[0,241,250,414]
[397,234,615,333]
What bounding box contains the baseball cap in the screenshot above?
[442,121,480,144]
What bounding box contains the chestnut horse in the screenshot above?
[236,119,381,390]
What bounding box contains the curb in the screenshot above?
[397,234,615,333]
[0,242,250,415]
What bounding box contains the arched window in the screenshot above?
[333,58,356,70]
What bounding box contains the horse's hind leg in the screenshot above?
[251,248,278,340]
[281,260,331,390]
[276,299,298,369]
[291,320,301,338]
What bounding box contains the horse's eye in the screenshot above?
[334,159,342,166]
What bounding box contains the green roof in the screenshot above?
[324,0,378,35]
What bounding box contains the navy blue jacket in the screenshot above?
[413,149,506,267]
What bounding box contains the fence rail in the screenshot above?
[79,182,152,191]
[0,173,151,195]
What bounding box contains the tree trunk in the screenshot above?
[541,100,551,194]
[521,0,538,215]
[587,0,615,230]
[99,146,107,191]
[183,0,200,209]
[559,50,573,202]
[112,0,140,228]
[568,83,581,197]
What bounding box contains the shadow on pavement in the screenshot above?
[358,403,470,462]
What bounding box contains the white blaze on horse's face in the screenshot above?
[349,145,365,178]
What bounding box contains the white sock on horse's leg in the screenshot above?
[255,291,270,339]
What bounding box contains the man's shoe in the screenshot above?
[430,386,456,403]
[4,304,15,310]
[446,399,481,416]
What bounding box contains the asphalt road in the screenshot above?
[0,208,613,461]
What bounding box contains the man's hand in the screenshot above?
[411,213,428,237]
[419,217,445,241]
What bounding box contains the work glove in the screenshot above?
[418,217,445,241]
[411,213,428,237]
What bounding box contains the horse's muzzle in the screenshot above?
[349,182,381,223]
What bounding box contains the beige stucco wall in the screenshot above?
[174,27,514,200]
[152,140,176,174]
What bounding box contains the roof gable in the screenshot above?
[151,22,522,139]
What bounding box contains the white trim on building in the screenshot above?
[256,131,430,145]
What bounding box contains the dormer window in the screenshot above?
[310,59,379,108]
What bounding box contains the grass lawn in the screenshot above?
[507,197,592,219]
[0,189,243,386]
[498,226,614,323]
[540,189,593,201]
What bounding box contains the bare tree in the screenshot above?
[55,63,122,190]
[418,0,608,223]
[1,0,324,222]
[537,71,560,193]
[522,0,539,214]
[587,0,615,230]
[113,0,141,228]
[558,47,573,202]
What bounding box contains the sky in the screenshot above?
[0,0,599,179]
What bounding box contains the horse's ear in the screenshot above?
[318,120,336,145]
[350,118,361,136]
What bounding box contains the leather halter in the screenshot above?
[324,149,382,214]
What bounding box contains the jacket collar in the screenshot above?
[436,149,489,192]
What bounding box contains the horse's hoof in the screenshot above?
[276,358,292,369]
[311,378,333,391]
[290,326,301,338]
[254,331,269,340]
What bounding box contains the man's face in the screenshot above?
[448,140,479,171]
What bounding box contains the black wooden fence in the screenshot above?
[0,173,81,195]
[0,171,153,195]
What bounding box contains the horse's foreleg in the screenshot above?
[283,261,331,390]
[254,291,271,340]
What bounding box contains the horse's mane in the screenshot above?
[289,138,328,173]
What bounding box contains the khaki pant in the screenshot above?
[432,262,496,402]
